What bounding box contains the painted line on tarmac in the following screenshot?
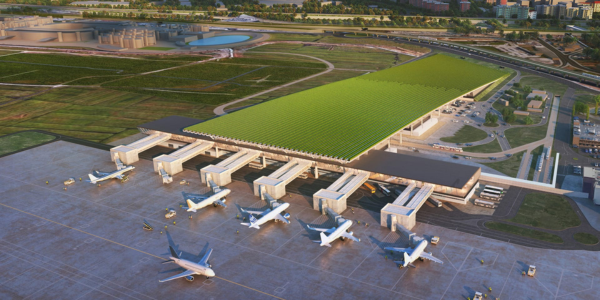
[0,202,286,300]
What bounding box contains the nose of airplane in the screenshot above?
[206,269,215,277]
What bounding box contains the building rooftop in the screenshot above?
[184,54,507,162]
[346,150,480,188]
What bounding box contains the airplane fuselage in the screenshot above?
[322,220,353,246]
[187,189,230,212]
[171,257,215,278]
[89,165,135,184]
[404,240,428,267]
[252,202,290,228]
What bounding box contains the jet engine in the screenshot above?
[185,276,194,282]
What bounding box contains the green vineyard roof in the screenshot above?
[185,54,507,161]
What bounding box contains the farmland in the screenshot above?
[186,54,508,161]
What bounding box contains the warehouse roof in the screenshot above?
[184,54,507,162]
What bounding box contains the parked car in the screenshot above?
[465,143,473,146]
[489,157,497,160]
[452,155,460,159]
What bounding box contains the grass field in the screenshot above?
[187,54,508,160]
[573,232,599,245]
[0,131,55,156]
[474,72,514,102]
[505,121,548,148]
[482,150,525,177]
[440,125,488,144]
[519,74,568,96]
[493,100,542,126]
[509,193,580,230]
[527,145,544,180]
[485,221,563,243]
[462,138,502,153]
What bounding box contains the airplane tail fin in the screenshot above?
[403,252,410,266]
[169,246,180,259]
[88,173,98,183]
[186,199,196,211]
[319,232,331,247]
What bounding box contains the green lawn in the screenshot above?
[482,150,525,178]
[0,131,56,156]
[463,139,502,153]
[527,145,544,180]
[139,47,175,51]
[474,72,515,102]
[186,54,508,160]
[509,192,580,230]
[440,125,488,143]
[573,232,599,245]
[267,33,322,42]
[519,74,568,96]
[505,122,548,148]
[317,36,431,53]
[485,221,563,243]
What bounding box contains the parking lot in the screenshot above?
[0,141,599,299]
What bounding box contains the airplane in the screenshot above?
[87,157,134,184]
[384,239,443,268]
[159,246,215,282]
[240,201,290,229]
[184,188,230,212]
[246,75,272,83]
[307,219,360,247]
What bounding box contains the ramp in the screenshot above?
[253,158,311,199]
[153,140,213,176]
[110,133,171,164]
[312,171,370,214]
[381,183,435,230]
[200,149,260,186]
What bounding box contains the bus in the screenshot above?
[363,183,376,194]
[483,188,502,196]
[480,192,501,201]
[428,198,443,208]
[474,199,497,209]
[484,185,504,194]
[377,183,391,196]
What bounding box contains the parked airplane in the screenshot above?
[384,239,443,268]
[307,219,360,247]
[240,201,290,229]
[184,189,230,212]
[87,157,134,184]
[159,246,215,282]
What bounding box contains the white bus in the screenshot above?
[427,198,443,208]
[482,189,502,197]
[377,183,391,196]
[474,199,498,209]
[484,185,504,194]
[480,192,501,201]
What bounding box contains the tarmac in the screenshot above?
[0,141,599,299]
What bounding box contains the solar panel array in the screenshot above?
[185,54,508,161]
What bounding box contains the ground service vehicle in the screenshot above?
[377,184,391,196]
[428,198,443,207]
[528,265,536,277]
[64,178,75,186]
[474,199,498,209]
[165,210,177,219]
[431,236,440,245]
[363,183,376,193]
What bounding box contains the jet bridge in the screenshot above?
[110,133,171,165]
[253,158,311,199]
[313,171,370,214]
[200,149,260,186]
[153,140,214,176]
[381,183,435,230]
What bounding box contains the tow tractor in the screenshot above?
[165,209,177,219]
[528,265,536,277]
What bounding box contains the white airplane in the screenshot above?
[307,219,360,247]
[184,189,230,212]
[384,239,443,268]
[87,157,134,184]
[240,201,290,229]
[159,246,215,282]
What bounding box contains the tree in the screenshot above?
[523,85,532,94]
[524,116,534,125]
[485,112,499,124]
[513,98,524,109]
[502,107,512,119]
[595,95,600,115]
[546,34,553,40]
[506,113,516,123]
[563,35,577,45]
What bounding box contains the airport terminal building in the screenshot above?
[112,54,506,230]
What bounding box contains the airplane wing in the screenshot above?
[341,232,360,242]
[306,226,335,233]
[93,170,111,177]
[243,208,268,215]
[199,248,213,266]
[159,269,196,282]
[419,252,443,264]
[213,200,227,208]
[273,213,290,224]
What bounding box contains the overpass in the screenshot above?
[253,158,311,199]
[200,149,261,186]
[380,183,436,230]
[313,171,370,214]
[153,140,214,176]
[110,132,171,165]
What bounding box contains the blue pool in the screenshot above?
[189,35,251,46]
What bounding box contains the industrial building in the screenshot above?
[108,55,505,230]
